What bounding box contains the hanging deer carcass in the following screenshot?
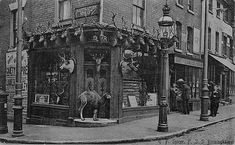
[58,53,75,73]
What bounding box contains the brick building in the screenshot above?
[206,0,235,102]
[0,0,234,126]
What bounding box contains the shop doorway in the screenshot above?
[83,49,110,119]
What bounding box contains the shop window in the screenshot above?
[176,21,182,50]
[215,32,219,53]
[34,52,70,106]
[133,0,145,27]
[208,27,211,50]
[184,66,201,99]
[209,0,213,12]
[188,0,194,11]
[122,56,158,108]
[187,26,194,53]
[216,2,221,18]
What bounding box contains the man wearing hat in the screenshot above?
[176,79,190,114]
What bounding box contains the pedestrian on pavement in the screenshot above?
[176,79,190,114]
[170,83,179,111]
[208,81,215,116]
[210,84,221,117]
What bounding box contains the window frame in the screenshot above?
[9,1,26,50]
[176,21,182,50]
[176,0,184,9]
[208,0,213,13]
[188,0,194,12]
[208,27,211,50]
[215,31,219,53]
[55,0,72,23]
[216,2,221,18]
[187,26,194,53]
[132,0,145,27]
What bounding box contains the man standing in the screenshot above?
[210,84,221,117]
[177,79,190,114]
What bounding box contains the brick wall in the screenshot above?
[103,0,202,58]
[0,0,10,90]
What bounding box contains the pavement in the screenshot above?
[0,104,234,144]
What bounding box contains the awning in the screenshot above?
[209,54,235,72]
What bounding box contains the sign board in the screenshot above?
[146,93,157,106]
[128,96,138,107]
[174,56,203,68]
[34,94,50,104]
[6,50,28,93]
[74,4,99,19]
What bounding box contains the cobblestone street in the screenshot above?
[119,118,235,145]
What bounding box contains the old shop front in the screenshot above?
[169,53,203,111]
[26,18,161,126]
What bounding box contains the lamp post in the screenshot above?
[12,0,24,137]
[200,0,209,121]
[157,1,175,132]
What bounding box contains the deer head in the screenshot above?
[58,53,75,73]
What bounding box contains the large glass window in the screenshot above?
[33,51,70,106]
[122,56,158,108]
[133,0,145,27]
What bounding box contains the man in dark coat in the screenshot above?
[210,84,221,117]
[176,79,190,114]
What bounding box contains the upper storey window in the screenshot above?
[133,0,145,27]
[188,0,194,11]
[59,0,71,20]
[9,0,26,50]
[55,0,71,23]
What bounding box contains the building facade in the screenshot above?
[206,0,235,102]
[0,0,234,126]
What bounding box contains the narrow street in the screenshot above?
[118,118,235,145]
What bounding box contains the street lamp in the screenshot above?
[200,0,209,121]
[12,0,24,137]
[157,1,175,132]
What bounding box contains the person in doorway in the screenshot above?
[210,84,221,117]
[176,79,190,114]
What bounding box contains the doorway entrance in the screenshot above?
[83,49,110,118]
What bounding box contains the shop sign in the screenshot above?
[74,4,99,19]
[174,56,203,68]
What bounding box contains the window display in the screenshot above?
[33,51,70,106]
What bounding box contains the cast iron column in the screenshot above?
[158,47,169,132]
[200,0,209,121]
[12,0,24,137]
